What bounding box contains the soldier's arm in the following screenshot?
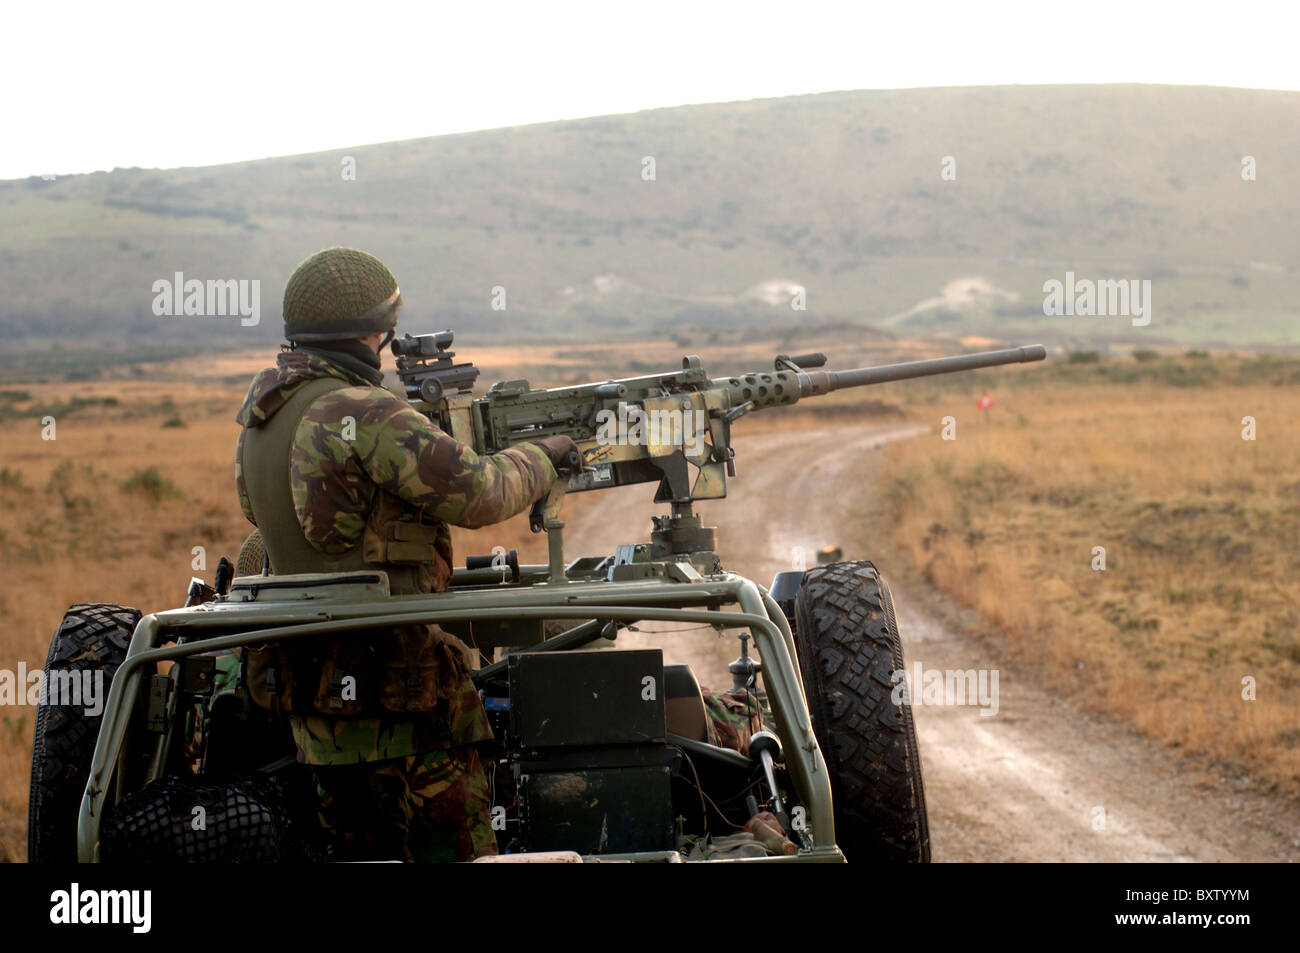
[302,388,557,530]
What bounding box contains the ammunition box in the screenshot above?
[508,648,666,748]
[508,649,675,853]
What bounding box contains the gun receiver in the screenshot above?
[396,334,1046,511]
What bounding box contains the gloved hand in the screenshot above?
[532,435,581,473]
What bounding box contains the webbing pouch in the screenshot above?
[365,520,442,564]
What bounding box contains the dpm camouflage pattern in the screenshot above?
[235,351,556,594]
[233,350,555,744]
[702,687,767,755]
[311,745,497,862]
[234,349,553,858]
[288,631,493,765]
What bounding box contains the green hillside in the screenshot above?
[2,84,1297,371]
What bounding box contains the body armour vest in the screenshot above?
[238,374,456,716]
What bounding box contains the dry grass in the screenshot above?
[879,366,1300,796]
[0,376,261,860]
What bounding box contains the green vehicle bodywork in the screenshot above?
[77,568,841,862]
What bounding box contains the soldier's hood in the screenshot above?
[236,351,373,428]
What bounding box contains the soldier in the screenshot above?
[701,686,766,756]
[234,247,577,862]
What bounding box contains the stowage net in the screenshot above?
[99,774,317,862]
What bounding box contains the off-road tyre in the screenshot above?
[792,561,930,862]
[27,603,140,862]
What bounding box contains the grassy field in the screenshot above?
[874,353,1300,797]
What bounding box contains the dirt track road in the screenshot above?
[563,423,1299,862]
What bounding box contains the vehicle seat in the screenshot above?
[663,664,707,741]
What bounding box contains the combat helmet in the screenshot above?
[282,247,402,343]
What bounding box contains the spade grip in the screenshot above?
[529,450,580,533]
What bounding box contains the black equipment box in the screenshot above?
[508,649,675,853]
[508,648,666,748]
[517,749,677,854]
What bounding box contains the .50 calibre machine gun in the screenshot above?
[393,331,1046,577]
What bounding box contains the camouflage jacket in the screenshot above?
[702,687,767,756]
[235,351,557,764]
[235,351,556,593]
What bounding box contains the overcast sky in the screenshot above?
[6,0,1296,180]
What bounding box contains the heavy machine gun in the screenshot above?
[394,330,1046,571]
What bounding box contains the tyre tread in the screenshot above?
[27,603,140,862]
[793,561,930,862]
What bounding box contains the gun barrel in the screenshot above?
[801,345,1046,396]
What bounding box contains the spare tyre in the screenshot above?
[27,603,140,862]
[792,561,930,862]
